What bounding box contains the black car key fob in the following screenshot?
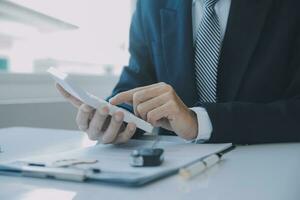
[130,148,164,167]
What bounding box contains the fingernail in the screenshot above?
[101,106,109,115]
[109,98,115,104]
[114,113,123,122]
[129,124,136,132]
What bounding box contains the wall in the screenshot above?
[0,73,119,129]
[0,101,77,129]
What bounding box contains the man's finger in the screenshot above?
[56,83,82,108]
[113,123,136,144]
[109,83,165,105]
[146,102,173,125]
[102,111,124,144]
[86,106,109,140]
[109,87,147,105]
[76,104,94,132]
[134,83,171,104]
[136,93,169,120]
[132,84,171,116]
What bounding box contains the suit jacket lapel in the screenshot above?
[218,0,273,101]
[160,0,198,107]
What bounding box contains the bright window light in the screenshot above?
[0,0,134,75]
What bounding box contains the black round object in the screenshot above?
[130,148,164,167]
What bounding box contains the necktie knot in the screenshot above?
[204,0,218,8]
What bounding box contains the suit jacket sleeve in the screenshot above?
[107,1,156,107]
[199,32,300,144]
[106,1,156,136]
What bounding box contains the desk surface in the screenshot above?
[0,127,299,200]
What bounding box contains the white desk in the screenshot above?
[0,127,299,200]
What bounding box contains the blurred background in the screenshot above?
[0,0,137,75]
[0,0,137,130]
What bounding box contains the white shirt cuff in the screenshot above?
[187,107,213,143]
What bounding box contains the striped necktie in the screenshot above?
[194,0,221,103]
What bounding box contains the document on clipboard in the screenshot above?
[0,139,232,187]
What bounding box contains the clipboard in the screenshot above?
[0,140,233,187]
[0,162,177,187]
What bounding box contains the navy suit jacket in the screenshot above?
[110,0,300,144]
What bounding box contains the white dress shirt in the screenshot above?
[189,0,231,142]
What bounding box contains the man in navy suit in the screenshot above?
[58,0,300,144]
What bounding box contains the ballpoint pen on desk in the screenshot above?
[179,145,235,179]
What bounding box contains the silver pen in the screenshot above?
[179,145,235,179]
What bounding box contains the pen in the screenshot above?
[179,145,235,179]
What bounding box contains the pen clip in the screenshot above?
[21,165,87,182]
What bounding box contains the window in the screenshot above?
[0,0,135,75]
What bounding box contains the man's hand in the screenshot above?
[110,82,198,140]
[56,84,136,144]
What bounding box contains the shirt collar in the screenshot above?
[193,0,201,4]
[193,0,220,5]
